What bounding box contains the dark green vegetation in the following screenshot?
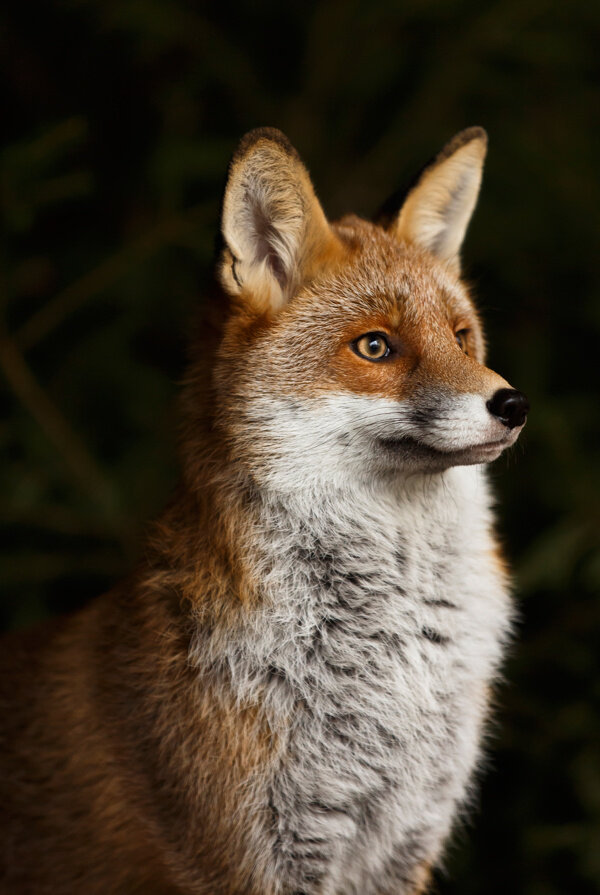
[1,2,598,892]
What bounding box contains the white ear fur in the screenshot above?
[391,128,487,274]
[220,128,332,311]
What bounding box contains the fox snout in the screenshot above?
[391,379,529,472]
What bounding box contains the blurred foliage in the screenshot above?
[0,0,599,892]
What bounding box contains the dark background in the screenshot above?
[1,2,599,892]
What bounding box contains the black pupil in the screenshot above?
[368,337,381,354]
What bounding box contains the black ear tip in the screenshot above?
[458,126,488,144]
[437,127,488,163]
[232,127,299,166]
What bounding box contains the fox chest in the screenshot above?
[251,511,510,894]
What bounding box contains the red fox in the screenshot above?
[0,127,528,894]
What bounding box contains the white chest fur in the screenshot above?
[208,466,511,895]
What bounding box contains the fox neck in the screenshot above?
[160,457,495,631]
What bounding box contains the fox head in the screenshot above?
[208,127,528,491]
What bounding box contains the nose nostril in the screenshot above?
[486,388,530,429]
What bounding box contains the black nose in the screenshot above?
[486,388,529,429]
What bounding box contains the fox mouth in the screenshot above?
[377,434,514,468]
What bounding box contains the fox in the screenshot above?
[0,126,528,894]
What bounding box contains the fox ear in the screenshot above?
[385,127,487,274]
[220,128,335,311]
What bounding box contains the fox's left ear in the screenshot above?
[382,127,487,275]
[220,128,337,312]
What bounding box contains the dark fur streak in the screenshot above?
[375,721,402,749]
[267,663,287,682]
[291,832,327,847]
[268,788,282,853]
[422,598,458,609]
[323,658,355,676]
[308,800,350,816]
[421,626,450,645]
[394,548,407,571]
[323,615,342,632]
[231,257,242,288]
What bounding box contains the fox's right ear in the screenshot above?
[380,127,487,275]
[219,128,336,312]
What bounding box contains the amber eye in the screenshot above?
[455,329,470,354]
[353,332,391,361]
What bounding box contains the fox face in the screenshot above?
[214,128,528,489]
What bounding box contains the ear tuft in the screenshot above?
[219,128,332,311]
[387,127,487,274]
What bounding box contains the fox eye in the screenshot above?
[455,329,470,354]
[353,332,391,361]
